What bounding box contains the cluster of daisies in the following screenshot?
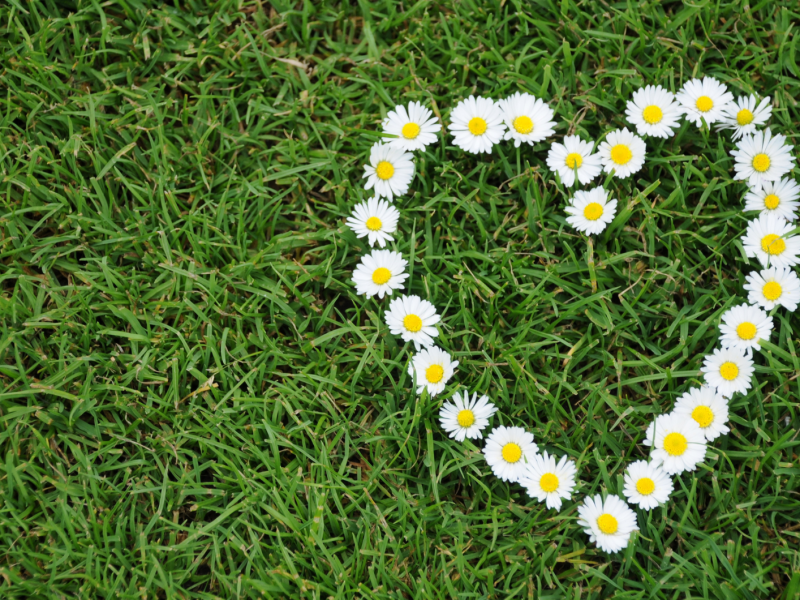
[344,77,798,554]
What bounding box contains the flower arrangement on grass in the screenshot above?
[342,84,797,553]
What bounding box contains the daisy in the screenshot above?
[499,92,556,147]
[731,128,795,188]
[622,460,673,510]
[385,294,440,350]
[743,178,800,221]
[345,198,400,248]
[352,250,408,299]
[482,426,539,482]
[439,390,497,442]
[625,85,682,139]
[701,347,755,398]
[382,101,441,152]
[672,386,730,442]
[719,303,773,355]
[448,96,506,154]
[546,135,602,187]
[565,187,618,235]
[407,346,458,397]
[744,267,800,312]
[362,142,415,201]
[520,451,577,510]
[675,77,733,127]
[577,495,638,553]
[643,413,707,475]
[717,95,772,141]
[597,128,646,179]
[741,213,800,269]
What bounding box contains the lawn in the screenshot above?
[2,0,800,598]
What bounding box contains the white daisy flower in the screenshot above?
[675,76,734,127]
[622,460,673,510]
[447,96,506,154]
[385,294,440,350]
[407,346,458,397]
[672,386,730,442]
[499,92,556,147]
[565,187,618,235]
[345,198,400,248]
[362,142,415,201]
[352,250,408,299]
[546,135,602,187]
[731,128,795,188]
[382,101,441,152]
[482,426,539,482]
[744,266,800,312]
[439,390,497,442]
[717,95,772,141]
[701,347,755,398]
[597,128,646,179]
[643,413,707,475]
[719,303,773,355]
[520,451,577,510]
[577,495,638,553]
[743,178,800,221]
[624,85,682,139]
[741,213,800,269]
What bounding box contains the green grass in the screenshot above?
[2,0,800,598]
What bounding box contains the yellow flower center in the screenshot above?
[425,364,444,383]
[736,321,757,340]
[501,442,522,464]
[457,409,475,428]
[597,513,619,535]
[512,115,534,134]
[719,361,739,381]
[663,432,688,456]
[375,161,395,180]
[583,202,604,221]
[371,267,391,285]
[636,477,655,496]
[610,144,632,165]
[403,314,423,332]
[401,122,421,139]
[764,194,780,210]
[642,105,663,124]
[752,153,771,173]
[565,152,583,169]
[692,405,714,429]
[539,473,559,493]
[736,109,754,126]
[365,216,383,231]
[468,117,487,136]
[761,233,786,255]
[763,281,783,301]
[695,95,713,112]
